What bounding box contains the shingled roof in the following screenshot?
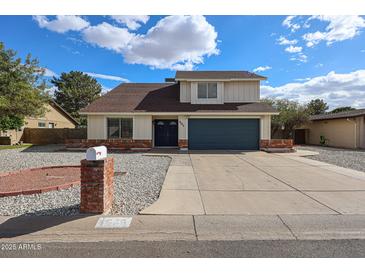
[175,71,266,80]
[81,83,277,114]
[310,109,365,121]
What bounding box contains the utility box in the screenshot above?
[86,146,107,161]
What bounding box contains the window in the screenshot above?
[107,118,133,139]
[197,82,218,99]
[48,123,55,128]
[38,122,46,128]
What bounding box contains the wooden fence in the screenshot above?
[23,128,87,145]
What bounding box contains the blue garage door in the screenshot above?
[188,119,260,150]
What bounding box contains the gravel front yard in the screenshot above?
[297,145,365,172]
[0,145,171,216]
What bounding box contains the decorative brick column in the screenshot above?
[178,139,188,150]
[80,157,114,214]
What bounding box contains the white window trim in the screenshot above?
[197,82,218,99]
[106,117,133,139]
[191,82,224,104]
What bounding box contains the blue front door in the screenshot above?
[154,120,178,147]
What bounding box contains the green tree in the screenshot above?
[51,71,101,125]
[0,42,49,131]
[330,106,355,113]
[306,99,329,115]
[261,98,309,139]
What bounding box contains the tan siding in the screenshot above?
[133,115,152,140]
[87,115,106,139]
[180,81,191,102]
[25,104,75,128]
[224,81,260,102]
[305,118,357,148]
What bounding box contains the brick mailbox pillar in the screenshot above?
[80,157,114,214]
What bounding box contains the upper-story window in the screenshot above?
[197,82,217,99]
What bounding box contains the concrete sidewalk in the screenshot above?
[3,214,365,242]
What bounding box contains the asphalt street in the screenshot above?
[2,239,365,257]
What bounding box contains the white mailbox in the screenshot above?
[86,146,107,161]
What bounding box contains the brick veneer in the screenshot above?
[178,139,188,149]
[80,157,114,214]
[260,139,294,149]
[66,139,152,150]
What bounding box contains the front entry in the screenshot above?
[154,120,178,147]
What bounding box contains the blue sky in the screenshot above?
[0,15,365,109]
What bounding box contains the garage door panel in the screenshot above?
[188,119,259,150]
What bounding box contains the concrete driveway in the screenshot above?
[142,150,365,215]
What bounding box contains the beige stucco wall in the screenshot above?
[26,104,75,128]
[1,103,76,144]
[87,115,153,140]
[133,115,152,140]
[356,116,365,149]
[304,118,363,149]
[178,116,188,140]
[87,115,106,139]
[179,81,260,104]
[260,115,271,140]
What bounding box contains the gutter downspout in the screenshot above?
[346,118,357,149]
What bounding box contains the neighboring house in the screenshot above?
[0,100,79,145]
[80,71,278,150]
[295,109,365,149]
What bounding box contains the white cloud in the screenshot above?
[84,72,129,82]
[36,15,219,70]
[282,16,300,32]
[303,15,365,47]
[295,77,311,82]
[33,15,89,33]
[289,53,307,63]
[82,22,134,52]
[122,15,219,70]
[43,68,58,77]
[261,69,365,108]
[111,15,149,30]
[253,66,272,73]
[285,45,302,53]
[277,36,297,45]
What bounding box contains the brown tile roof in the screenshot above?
[175,70,266,80]
[81,83,277,114]
[310,109,365,121]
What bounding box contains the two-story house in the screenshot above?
[79,71,278,150]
